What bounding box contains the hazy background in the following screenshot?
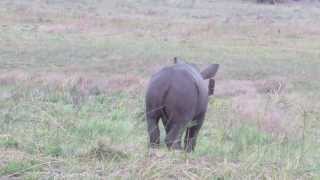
[0,0,320,179]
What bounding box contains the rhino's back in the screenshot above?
[146,64,208,116]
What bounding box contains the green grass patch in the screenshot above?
[0,159,40,177]
[0,136,19,149]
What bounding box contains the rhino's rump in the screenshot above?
[146,66,203,122]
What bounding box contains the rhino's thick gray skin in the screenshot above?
[145,58,219,152]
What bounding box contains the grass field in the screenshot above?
[0,0,320,179]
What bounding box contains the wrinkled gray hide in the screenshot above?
[145,58,219,152]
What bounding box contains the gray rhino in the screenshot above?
[145,57,219,152]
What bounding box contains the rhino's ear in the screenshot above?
[173,57,184,64]
[208,79,215,96]
[173,57,178,64]
[201,64,219,79]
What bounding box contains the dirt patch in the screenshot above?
[215,80,257,97]
[215,77,288,97]
[106,75,146,93]
[0,70,30,85]
[254,77,287,94]
[36,15,140,36]
[0,148,28,170]
[216,78,290,134]
[0,70,147,96]
[232,92,287,134]
[37,16,108,34]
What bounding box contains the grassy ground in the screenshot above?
[0,0,320,179]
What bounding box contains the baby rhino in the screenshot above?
[145,58,219,152]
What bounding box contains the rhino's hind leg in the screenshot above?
[147,112,161,148]
[165,123,184,150]
[164,110,193,150]
[165,121,186,150]
[184,113,205,152]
